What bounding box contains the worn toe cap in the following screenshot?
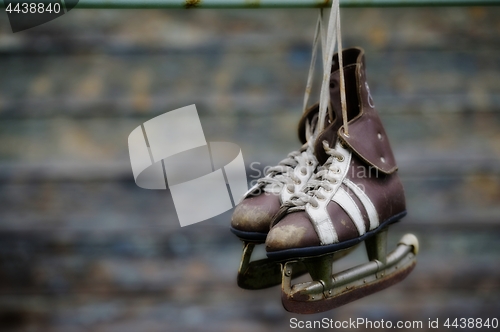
[231,193,281,234]
[265,211,320,252]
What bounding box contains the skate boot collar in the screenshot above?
[314,47,398,174]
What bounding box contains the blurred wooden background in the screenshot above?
[0,7,499,331]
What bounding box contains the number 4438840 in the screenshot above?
[444,318,498,329]
[5,2,62,14]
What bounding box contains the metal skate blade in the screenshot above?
[237,241,358,290]
[238,258,308,290]
[237,241,308,290]
[281,233,419,314]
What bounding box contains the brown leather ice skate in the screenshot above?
[266,46,418,313]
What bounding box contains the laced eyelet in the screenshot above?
[326,186,333,192]
[301,168,307,176]
[287,186,294,194]
[336,155,345,162]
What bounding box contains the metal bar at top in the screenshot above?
[70,0,500,8]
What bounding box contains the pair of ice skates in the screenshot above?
[230,47,418,314]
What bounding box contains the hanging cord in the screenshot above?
[302,9,327,139]
[302,8,323,113]
[317,0,348,137]
[317,2,337,133]
[336,8,349,137]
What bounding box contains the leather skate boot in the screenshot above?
[266,47,418,313]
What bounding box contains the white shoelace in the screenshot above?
[283,141,344,209]
[303,9,325,115]
[284,0,349,209]
[257,142,316,195]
